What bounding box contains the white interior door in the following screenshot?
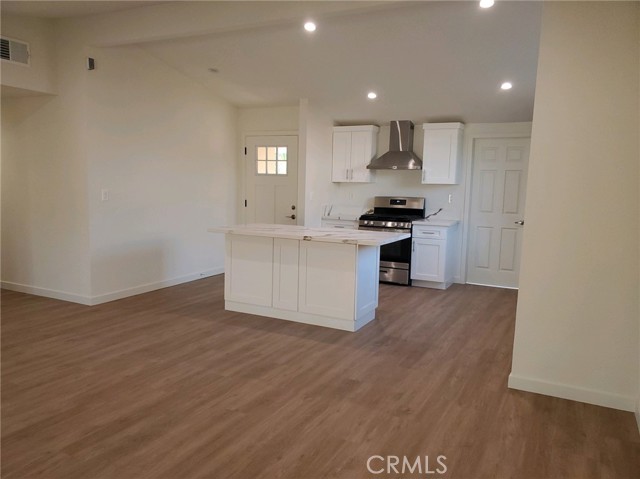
[245,135,298,225]
[467,137,530,288]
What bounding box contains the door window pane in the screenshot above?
[256,145,288,175]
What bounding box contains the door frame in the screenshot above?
[459,122,532,285]
[240,130,300,225]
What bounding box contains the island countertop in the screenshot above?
[209,223,409,246]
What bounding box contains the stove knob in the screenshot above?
[390,222,397,227]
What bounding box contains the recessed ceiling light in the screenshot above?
[304,21,316,32]
[479,0,495,8]
[500,81,513,90]
[367,92,377,100]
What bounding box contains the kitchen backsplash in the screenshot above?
[333,170,465,220]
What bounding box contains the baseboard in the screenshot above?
[508,373,636,412]
[467,281,518,290]
[0,281,93,305]
[90,268,224,305]
[1,268,224,306]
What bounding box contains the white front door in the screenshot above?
[467,137,530,288]
[245,135,298,225]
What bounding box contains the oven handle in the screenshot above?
[358,226,412,233]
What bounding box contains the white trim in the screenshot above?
[508,373,636,412]
[1,281,92,305]
[466,281,518,290]
[1,268,224,306]
[459,122,533,284]
[225,300,375,332]
[90,268,223,305]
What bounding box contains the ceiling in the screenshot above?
[2,1,542,124]
[1,1,161,18]
[140,1,542,124]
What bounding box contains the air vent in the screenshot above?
[0,37,30,65]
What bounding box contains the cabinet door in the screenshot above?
[411,239,445,282]
[299,241,356,320]
[349,131,373,183]
[422,127,462,185]
[332,131,351,182]
[273,238,299,311]
[225,235,274,306]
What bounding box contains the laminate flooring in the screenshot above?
[2,276,639,478]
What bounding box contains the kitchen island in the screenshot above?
[208,224,409,331]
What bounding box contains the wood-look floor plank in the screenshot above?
[2,276,639,478]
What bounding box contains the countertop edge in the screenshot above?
[208,226,409,246]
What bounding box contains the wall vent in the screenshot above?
[1,37,30,65]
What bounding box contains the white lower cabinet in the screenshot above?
[225,235,274,306]
[410,223,458,289]
[412,239,445,282]
[299,241,356,320]
[224,235,379,331]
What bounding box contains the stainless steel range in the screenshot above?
[358,196,426,285]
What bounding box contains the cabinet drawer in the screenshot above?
[321,220,358,230]
[412,226,447,240]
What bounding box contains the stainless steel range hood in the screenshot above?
[367,120,422,170]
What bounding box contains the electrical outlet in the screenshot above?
[101,189,109,202]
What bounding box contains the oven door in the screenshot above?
[358,226,412,285]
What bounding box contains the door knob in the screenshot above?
[286,214,296,220]
[291,205,296,210]
[515,220,525,225]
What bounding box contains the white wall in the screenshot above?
[237,105,299,133]
[0,14,57,95]
[510,1,639,412]
[86,45,237,301]
[300,102,339,228]
[1,22,92,302]
[637,2,640,431]
[1,15,238,304]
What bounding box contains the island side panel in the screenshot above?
[298,241,357,321]
[225,235,274,307]
[354,245,380,329]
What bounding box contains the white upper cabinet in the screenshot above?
[332,125,379,183]
[421,123,464,184]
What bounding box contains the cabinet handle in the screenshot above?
[412,240,415,252]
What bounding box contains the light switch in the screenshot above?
[101,189,109,201]
[448,194,453,204]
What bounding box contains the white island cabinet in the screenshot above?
[209,224,409,332]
